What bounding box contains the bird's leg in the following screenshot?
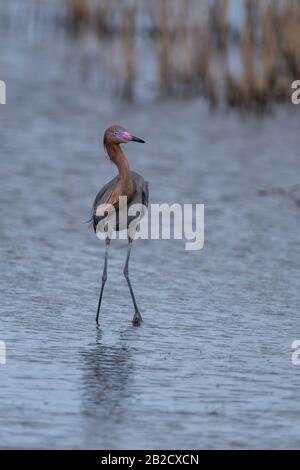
[96,238,110,325]
[123,238,142,326]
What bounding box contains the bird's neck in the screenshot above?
[107,143,134,192]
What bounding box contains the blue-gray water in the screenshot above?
[1,0,300,450]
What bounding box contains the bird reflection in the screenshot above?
[79,328,135,425]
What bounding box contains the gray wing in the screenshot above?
[142,180,149,208]
[131,171,149,208]
[127,173,149,230]
[91,175,119,232]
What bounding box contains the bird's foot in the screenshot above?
[132,311,142,327]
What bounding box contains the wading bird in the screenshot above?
[91,125,149,327]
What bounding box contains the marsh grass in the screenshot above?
[65,0,300,110]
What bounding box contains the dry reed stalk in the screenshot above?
[209,0,232,109]
[67,0,90,33]
[240,0,256,108]
[121,5,136,100]
[210,0,229,53]
[193,22,217,107]
[278,1,300,83]
[156,0,174,96]
[224,72,241,108]
[94,0,112,37]
[172,0,195,96]
[260,2,278,91]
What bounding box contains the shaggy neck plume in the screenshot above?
[105,143,135,194]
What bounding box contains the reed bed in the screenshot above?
[65,0,300,111]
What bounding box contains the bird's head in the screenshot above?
[103,125,145,148]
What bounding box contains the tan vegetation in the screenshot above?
[66,0,300,111]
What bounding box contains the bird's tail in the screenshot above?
[85,210,95,229]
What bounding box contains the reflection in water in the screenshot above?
[80,329,134,425]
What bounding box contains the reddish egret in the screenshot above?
[91,125,149,327]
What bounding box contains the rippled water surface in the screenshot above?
[1,1,300,450]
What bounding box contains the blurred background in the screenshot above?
[2,0,300,107]
[1,0,300,450]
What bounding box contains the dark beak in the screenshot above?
[131,135,145,143]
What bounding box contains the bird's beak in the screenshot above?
[131,135,146,144]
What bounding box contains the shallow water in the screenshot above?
[1,2,300,450]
